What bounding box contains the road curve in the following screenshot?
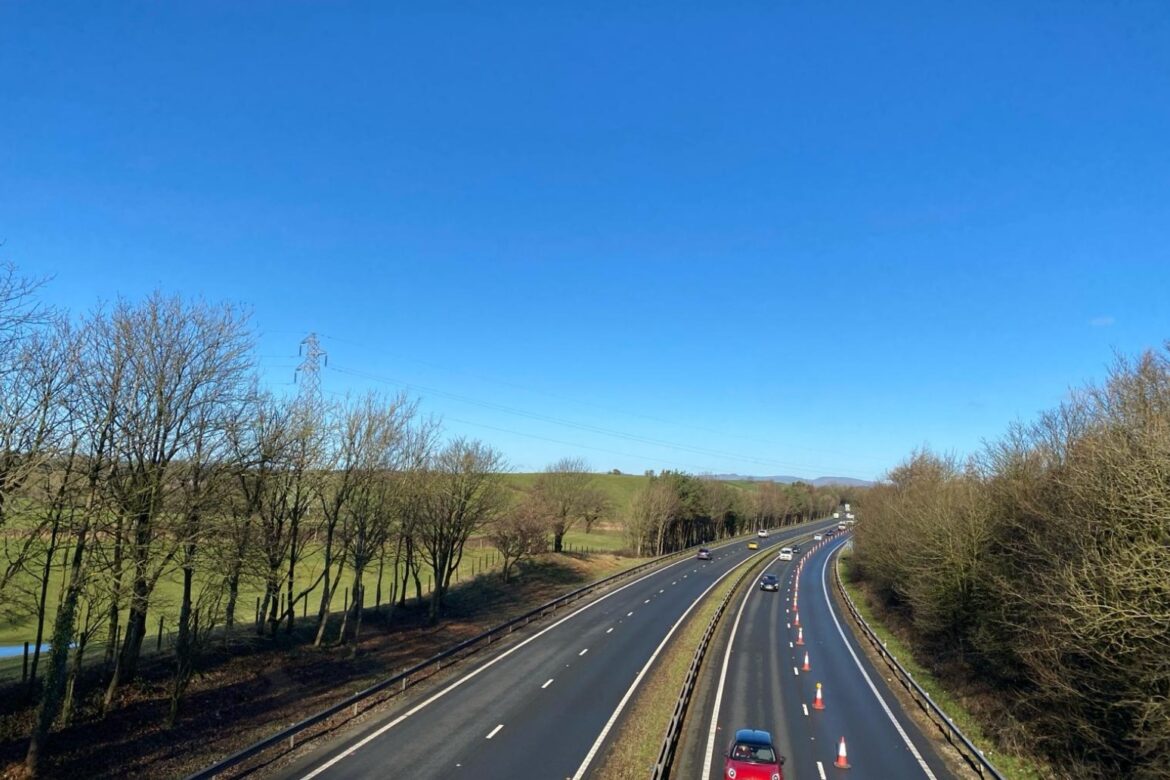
[679,533,956,780]
[276,520,841,780]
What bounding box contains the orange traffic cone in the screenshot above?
[835,736,850,768]
[794,611,801,627]
[795,627,804,646]
[813,682,825,710]
[802,651,811,672]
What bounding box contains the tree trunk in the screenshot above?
[25,522,88,776]
[29,520,61,690]
[167,559,195,728]
[223,567,240,631]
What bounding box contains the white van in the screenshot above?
[778,547,793,561]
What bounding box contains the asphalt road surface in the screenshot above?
[278,519,841,780]
[680,533,956,780]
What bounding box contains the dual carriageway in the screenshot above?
[273,519,957,780]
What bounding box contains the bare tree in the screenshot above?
[532,457,594,552]
[416,439,506,622]
[88,293,255,708]
[627,479,681,556]
[490,493,548,582]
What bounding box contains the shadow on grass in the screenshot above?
[0,552,625,779]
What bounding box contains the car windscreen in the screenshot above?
[734,743,776,763]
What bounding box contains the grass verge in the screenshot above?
[837,550,1050,780]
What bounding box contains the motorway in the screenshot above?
[676,533,955,779]
[278,519,842,780]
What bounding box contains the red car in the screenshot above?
[724,728,784,780]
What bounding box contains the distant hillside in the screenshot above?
[706,474,873,487]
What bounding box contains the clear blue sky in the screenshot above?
[4,2,1169,480]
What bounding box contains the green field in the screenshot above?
[0,525,629,650]
[502,472,651,520]
[1,470,769,659]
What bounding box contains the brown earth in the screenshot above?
[0,553,634,780]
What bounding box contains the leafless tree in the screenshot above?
[416,439,506,622]
[627,479,681,556]
[532,457,595,552]
[85,293,255,709]
[490,493,548,582]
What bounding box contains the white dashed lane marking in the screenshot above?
[579,648,588,656]
[486,724,504,739]
[542,679,554,689]
[606,627,613,634]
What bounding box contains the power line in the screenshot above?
[314,332,884,466]
[327,363,869,478]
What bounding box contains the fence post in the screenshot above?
[22,642,29,683]
[255,597,261,627]
[157,616,164,651]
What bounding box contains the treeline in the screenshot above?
[852,346,1170,779]
[626,471,846,555]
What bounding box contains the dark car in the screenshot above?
[759,574,779,592]
[790,543,801,553]
[725,728,784,780]
[697,547,712,561]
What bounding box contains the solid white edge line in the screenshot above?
[297,541,708,779]
[700,563,759,779]
[571,559,750,780]
[486,724,504,739]
[819,541,938,779]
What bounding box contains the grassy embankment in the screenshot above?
[837,550,1050,780]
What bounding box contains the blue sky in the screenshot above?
[3,1,1169,479]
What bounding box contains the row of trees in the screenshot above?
[626,471,845,555]
[851,346,1170,779]
[0,270,520,774]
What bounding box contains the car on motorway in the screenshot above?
[790,543,800,553]
[759,574,779,592]
[777,546,793,561]
[813,532,823,541]
[757,529,769,538]
[747,540,759,550]
[725,728,784,780]
[697,547,712,560]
